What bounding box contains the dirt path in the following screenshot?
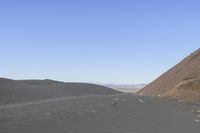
[0,94,123,109]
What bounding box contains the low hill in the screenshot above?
[138,48,200,102]
[0,78,119,105]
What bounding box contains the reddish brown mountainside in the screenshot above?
[138,48,200,102]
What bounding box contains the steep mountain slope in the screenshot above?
[138,48,200,102]
[0,78,120,105]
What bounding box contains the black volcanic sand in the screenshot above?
[0,78,119,105]
[0,94,200,133]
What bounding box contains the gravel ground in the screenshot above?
[0,94,200,133]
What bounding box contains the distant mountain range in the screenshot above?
[102,83,147,93]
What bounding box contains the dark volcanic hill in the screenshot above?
[138,48,200,102]
[0,77,119,105]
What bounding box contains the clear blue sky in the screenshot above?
[0,0,199,84]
